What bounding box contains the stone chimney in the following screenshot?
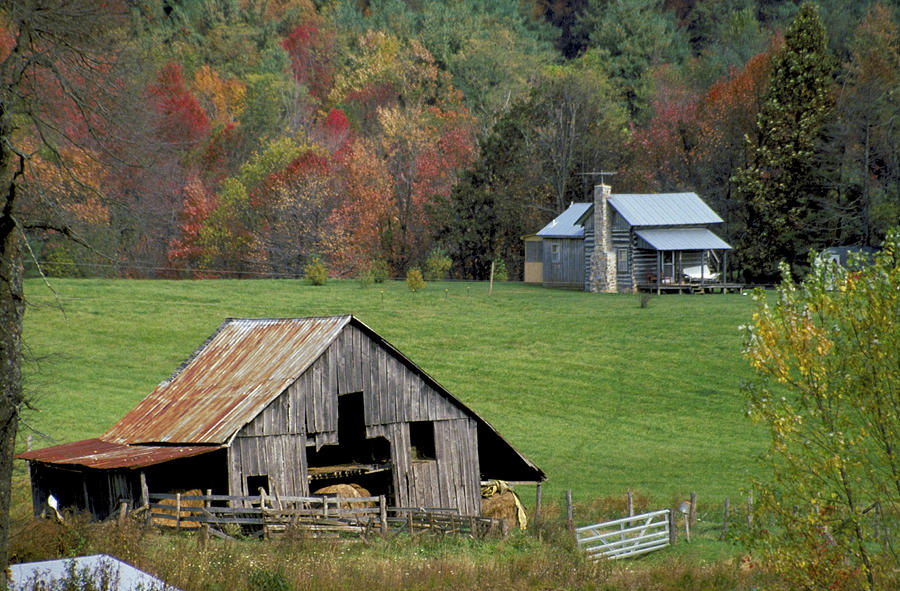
[589,184,617,293]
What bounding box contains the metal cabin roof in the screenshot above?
[608,193,723,226]
[635,228,732,251]
[16,438,219,469]
[536,203,592,238]
[103,316,351,445]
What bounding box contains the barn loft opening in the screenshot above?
[306,392,393,500]
[409,421,436,460]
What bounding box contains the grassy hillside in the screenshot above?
[14,278,765,522]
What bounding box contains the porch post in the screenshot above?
[723,251,728,291]
[701,251,706,284]
[656,251,661,295]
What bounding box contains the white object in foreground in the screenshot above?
[8,554,179,591]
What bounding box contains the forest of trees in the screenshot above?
[6,0,900,283]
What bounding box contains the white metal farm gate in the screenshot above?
[576,509,671,560]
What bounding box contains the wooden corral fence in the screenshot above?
[576,509,671,560]
[146,492,497,539]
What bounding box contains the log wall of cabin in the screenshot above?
[230,323,481,515]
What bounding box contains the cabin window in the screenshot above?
[550,243,561,263]
[247,474,269,495]
[616,248,628,271]
[409,421,436,460]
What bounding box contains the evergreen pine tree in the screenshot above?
[733,3,835,282]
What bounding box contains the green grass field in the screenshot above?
[14,277,766,524]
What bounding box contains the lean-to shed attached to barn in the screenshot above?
[19,316,544,519]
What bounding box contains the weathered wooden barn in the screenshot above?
[18,316,544,520]
[528,185,733,293]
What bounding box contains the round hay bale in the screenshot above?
[312,483,373,509]
[481,491,521,530]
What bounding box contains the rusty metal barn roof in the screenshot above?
[16,438,219,469]
[102,316,352,445]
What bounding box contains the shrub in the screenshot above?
[370,259,389,283]
[356,266,373,288]
[303,256,327,286]
[492,256,508,282]
[248,567,291,591]
[406,268,426,292]
[42,242,81,278]
[424,248,452,280]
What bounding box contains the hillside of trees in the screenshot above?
[6,0,900,283]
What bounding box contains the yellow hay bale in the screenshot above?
[481,480,528,530]
[151,488,204,529]
[481,491,521,530]
[312,483,374,509]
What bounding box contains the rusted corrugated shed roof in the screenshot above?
[16,438,219,469]
[103,316,351,445]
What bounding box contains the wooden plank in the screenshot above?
[323,347,338,433]
[377,346,389,422]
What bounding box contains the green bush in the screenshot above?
[424,248,452,280]
[492,256,508,282]
[406,268,426,292]
[42,243,81,278]
[356,266,373,288]
[248,567,292,591]
[370,259,389,283]
[303,256,328,286]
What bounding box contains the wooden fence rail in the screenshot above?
[576,509,671,560]
[146,493,496,539]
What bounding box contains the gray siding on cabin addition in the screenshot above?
[230,324,481,515]
[542,238,584,288]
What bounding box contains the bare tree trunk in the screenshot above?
[0,136,24,572]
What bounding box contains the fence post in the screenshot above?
[566,489,574,531]
[721,497,729,540]
[668,508,677,546]
[203,488,211,545]
[25,434,32,481]
[379,495,387,535]
[140,472,149,508]
[747,495,753,528]
[140,472,150,525]
[689,491,697,527]
[117,501,127,526]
